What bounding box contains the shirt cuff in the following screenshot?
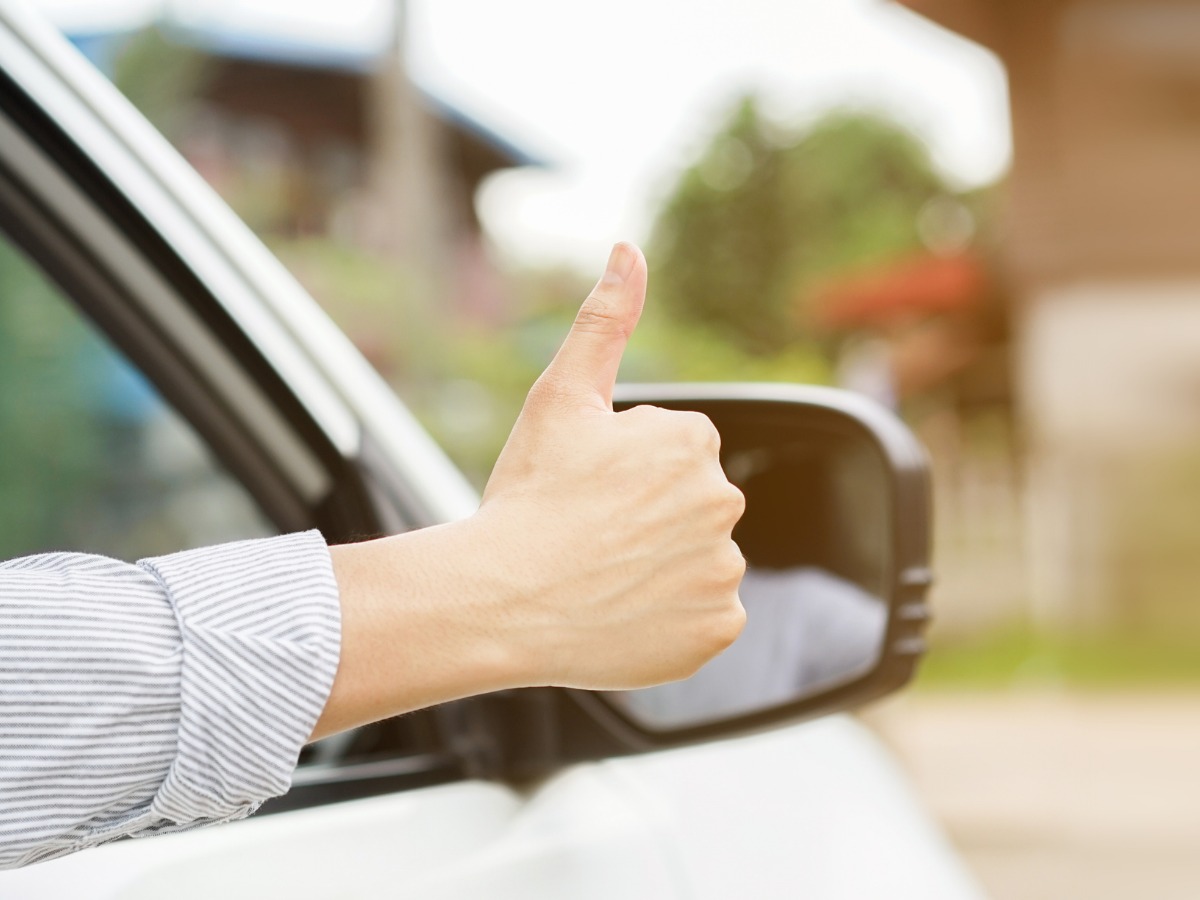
[137,529,341,826]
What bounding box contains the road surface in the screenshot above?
[870,690,1200,900]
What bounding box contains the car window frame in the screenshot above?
[0,66,378,542]
[0,48,477,809]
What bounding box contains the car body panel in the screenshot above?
[0,718,981,899]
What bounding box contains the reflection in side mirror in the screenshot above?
[598,384,930,740]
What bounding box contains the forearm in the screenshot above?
[311,520,527,741]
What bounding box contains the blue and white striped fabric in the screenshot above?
[0,530,341,869]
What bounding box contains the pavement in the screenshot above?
[867,690,1200,900]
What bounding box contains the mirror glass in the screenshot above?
[606,405,892,731]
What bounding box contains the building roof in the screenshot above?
[65,21,548,170]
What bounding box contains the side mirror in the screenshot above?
[566,383,932,748]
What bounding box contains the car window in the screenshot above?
[0,230,273,562]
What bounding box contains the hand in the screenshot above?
[476,241,747,689]
[312,243,745,740]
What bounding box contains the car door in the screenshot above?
[0,4,985,898]
[0,5,696,896]
[0,201,685,900]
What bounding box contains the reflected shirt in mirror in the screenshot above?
[612,567,886,731]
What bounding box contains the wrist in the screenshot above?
[311,518,530,740]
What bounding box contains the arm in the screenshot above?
[0,531,339,870]
[312,242,745,738]
[0,243,744,866]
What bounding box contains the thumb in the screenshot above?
[539,242,647,410]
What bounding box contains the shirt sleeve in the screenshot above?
[0,530,341,870]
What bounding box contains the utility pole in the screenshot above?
[366,0,449,293]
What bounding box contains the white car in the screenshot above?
[0,2,984,897]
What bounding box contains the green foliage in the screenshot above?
[0,242,101,555]
[619,312,831,386]
[273,237,834,488]
[650,99,950,352]
[271,237,538,485]
[917,625,1200,689]
[111,25,210,140]
[259,100,959,487]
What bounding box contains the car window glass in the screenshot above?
[0,231,273,561]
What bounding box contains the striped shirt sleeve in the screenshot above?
[0,529,341,870]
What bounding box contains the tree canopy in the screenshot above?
[648,99,951,352]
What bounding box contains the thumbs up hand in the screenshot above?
[476,242,747,690]
[314,243,745,740]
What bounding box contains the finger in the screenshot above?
[539,242,647,410]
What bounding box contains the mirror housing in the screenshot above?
[561,383,932,752]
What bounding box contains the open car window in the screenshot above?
[0,228,274,561]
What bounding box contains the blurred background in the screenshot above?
[10,0,1200,895]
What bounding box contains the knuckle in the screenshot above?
[701,480,744,530]
[669,410,720,454]
[722,482,746,521]
[722,540,748,584]
[573,292,624,335]
[710,601,747,651]
[621,403,662,419]
[728,599,748,635]
[691,412,722,450]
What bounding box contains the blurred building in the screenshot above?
[815,249,1023,637]
[69,4,544,322]
[899,0,1200,632]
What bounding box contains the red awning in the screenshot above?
[813,253,987,329]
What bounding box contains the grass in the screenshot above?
[916,625,1200,690]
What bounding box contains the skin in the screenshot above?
[310,242,746,741]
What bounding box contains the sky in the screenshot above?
[33,0,1011,271]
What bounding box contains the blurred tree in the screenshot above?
[111,24,210,140]
[0,242,99,555]
[649,98,950,352]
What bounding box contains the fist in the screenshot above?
[474,243,746,691]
